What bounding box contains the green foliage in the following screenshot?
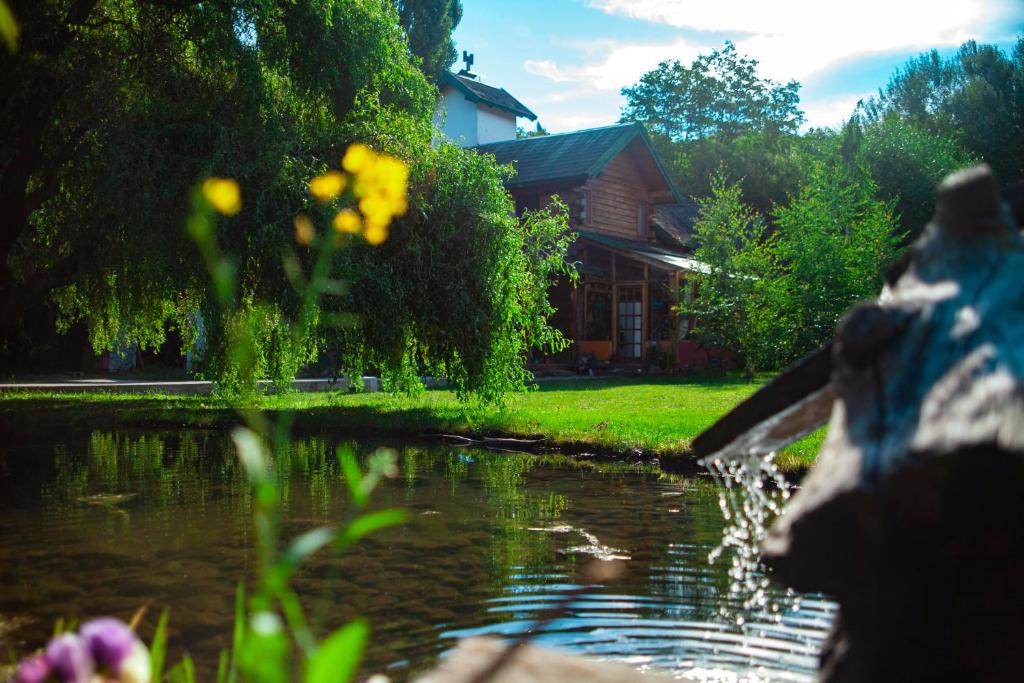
[1,0,424,367]
[621,41,803,142]
[396,0,463,80]
[517,122,549,138]
[687,163,902,371]
[668,128,806,216]
[303,620,368,683]
[863,37,1024,183]
[327,136,575,402]
[149,609,170,683]
[2,0,567,403]
[0,0,17,52]
[621,42,806,213]
[770,161,902,361]
[684,176,776,369]
[853,112,977,240]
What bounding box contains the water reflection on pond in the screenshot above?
[0,429,834,681]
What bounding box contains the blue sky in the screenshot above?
[451,0,1024,133]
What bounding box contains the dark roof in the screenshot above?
[475,122,682,200]
[652,200,700,249]
[440,72,536,120]
[576,229,709,274]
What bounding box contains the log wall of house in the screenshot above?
[584,152,649,239]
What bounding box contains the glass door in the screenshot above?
[616,285,643,359]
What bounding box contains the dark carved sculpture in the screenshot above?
[694,165,1024,682]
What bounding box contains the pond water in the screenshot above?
[0,428,834,681]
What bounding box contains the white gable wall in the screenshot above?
[476,104,516,145]
[435,86,480,147]
[434,85,518,148]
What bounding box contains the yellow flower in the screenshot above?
[202,177,242,216]
[332,208,362,234]
[294,214,314,245]
[308,171,346,202]
[363,219,389,245]
[337,142,408,243]
[358,194,392,225]
[342,143,375,174]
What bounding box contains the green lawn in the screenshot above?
[0,376,824,473]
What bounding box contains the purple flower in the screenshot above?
[81,618,137,672]
[45,633,93,683]
[12,654,51,683]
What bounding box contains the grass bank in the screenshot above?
[0,376,824,473]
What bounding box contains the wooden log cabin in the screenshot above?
[476,122,708,366]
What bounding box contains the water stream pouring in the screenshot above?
[693,165,1024,682]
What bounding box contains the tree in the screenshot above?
[0,0,430,359]
[395,0,462,81]
[0,0,572,401]
[621,41,803,143]
[516,122,548,138]
[863,37,1024,184]
[852,111,977,240]
[323,116,575,401]
[684,175,775,371]
[771,161,902,362]
[620,42,806,214]
[687,162,902,372]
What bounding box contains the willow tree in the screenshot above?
[0,0,573,399]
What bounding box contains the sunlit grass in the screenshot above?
[0,376,824,472]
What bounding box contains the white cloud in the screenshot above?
[524,38,702,91]
[542,112,617,131]
[587,0,1006,83]
[802,93,865,130]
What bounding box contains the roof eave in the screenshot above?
[582,122,683,202]
[504,174,590,190]
[441,74,537,120]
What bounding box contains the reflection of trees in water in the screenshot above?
[396,447,569,595]
[478,454,568,590]
[41,433,585,625]
[46,431,242,508]
[43,431,350,516]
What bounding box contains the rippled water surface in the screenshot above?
[0,428,834,681]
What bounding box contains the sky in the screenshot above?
[451,0,1024,133]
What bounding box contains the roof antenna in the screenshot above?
[460,51,477,79]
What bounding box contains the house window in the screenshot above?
[648,274,674,342]
[617,285,643,359]
[584,286,611,341]
[637,203,647,238]
[581,189,592,226]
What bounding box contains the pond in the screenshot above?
[0,428,834,682]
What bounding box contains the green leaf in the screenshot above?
[166,655,196,683]
[280,526,337,573]
[215,650,230,683]
[337,448,366,507]
[150,609,170,683]
[238,612,290,683]
[227,584,245,683]
[232,427,268,483]
[0,1,18,53]
[304,619,368,683]
[334,509,406,552]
